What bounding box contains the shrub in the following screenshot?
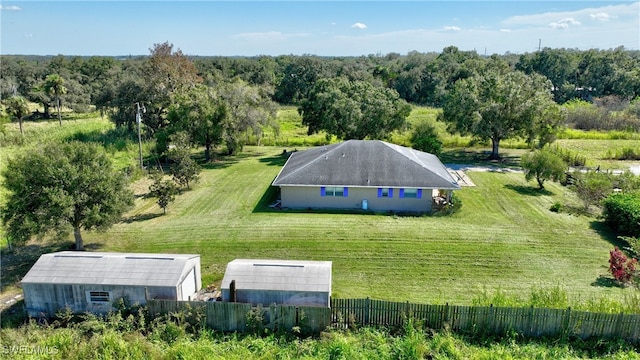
[549,202,562,213]
[572,171,613,210]
[602,192,640,238]
[609,247,638,284]
[521,149,567,189]
[410,121,442,155]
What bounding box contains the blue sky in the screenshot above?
[1,1,638,56]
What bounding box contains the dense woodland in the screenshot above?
[2,45,640,166]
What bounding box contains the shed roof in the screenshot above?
[272,140,459,189]
[221,259,332,293]
[21,252,200,288]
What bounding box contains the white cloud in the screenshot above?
[503,2,637,28]
[351,22,367,29]
[590,12,612,21]
[25,34,33,38]
[443,26,461,32]
[0,5,21,11]
[500,29,512,33]
[548,18,581,29]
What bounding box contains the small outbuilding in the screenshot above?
[221,259,332,307]
[21,251,201,317]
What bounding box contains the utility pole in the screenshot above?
[538,39,542,51]
[135,102,146,170]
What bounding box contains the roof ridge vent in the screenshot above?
[125,256,175,260]
[54,254,103,259]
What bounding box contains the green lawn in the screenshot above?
[74,146,631,305]
[1,112,637,306]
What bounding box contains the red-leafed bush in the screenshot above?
[609,247,638,284]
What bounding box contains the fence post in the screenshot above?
[561,307,572,337]
[364,297,370,326]
[230,280,236,302]
[443,303,450,331]
[614,312,624,338]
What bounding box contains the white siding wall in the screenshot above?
[23,283,176,317]
[280,186,432,212]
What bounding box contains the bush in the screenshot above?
[521,149,567,189]
[410,121,442,155]
[602,192,640,238]
[609,247,638,284]
[549,202,563,213]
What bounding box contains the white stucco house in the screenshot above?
[271,140,460,213]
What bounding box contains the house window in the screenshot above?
[400,188,422,199]
[323,186,347,197]
[87,291,111,303]
[378,188,394,198]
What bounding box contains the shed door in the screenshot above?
[180,268,197,300]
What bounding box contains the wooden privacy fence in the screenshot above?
[331,298,640,343]
[147,299,331,334]
[147,298,640,340]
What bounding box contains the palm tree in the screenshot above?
[5,95,30,135]
[44,74,66,126]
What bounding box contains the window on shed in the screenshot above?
[87,291,111,303]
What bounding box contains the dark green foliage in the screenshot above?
[521,149,567,189]
[299,77,411,140]
[166,85,225,161]
[148,171,178,214]
[410,121,442,155]
[1,141,134,250]
[440,61,558,160]
[602,192,640,238]
[549,202,563,213]
[572,171,613,210]
[168,132,200,189]
[3,95,29,134]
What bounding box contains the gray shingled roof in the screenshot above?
[21,252,200,287]
[272,140,460,189]
[221,259,332,293]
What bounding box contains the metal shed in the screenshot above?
[21,251,201,317]
[221,259,332,307]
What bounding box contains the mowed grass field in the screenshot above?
[0,111,636,306]
[78,146,630,305]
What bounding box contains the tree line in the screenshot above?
[2,45,639,158]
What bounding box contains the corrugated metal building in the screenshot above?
[221,259,332,307]
[21,251,201,317]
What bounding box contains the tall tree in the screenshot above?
[142,42,202,133]
[43,74,67,126]
[166,85,225,161]
[4,95,29,135]
[219,79,278,155]
[441,65,556,160]
[1,142,134,250]
[299,77,411,140]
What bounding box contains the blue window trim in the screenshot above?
[343,187,348,197]
[399,188,405,198]
[320,187,326,197]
